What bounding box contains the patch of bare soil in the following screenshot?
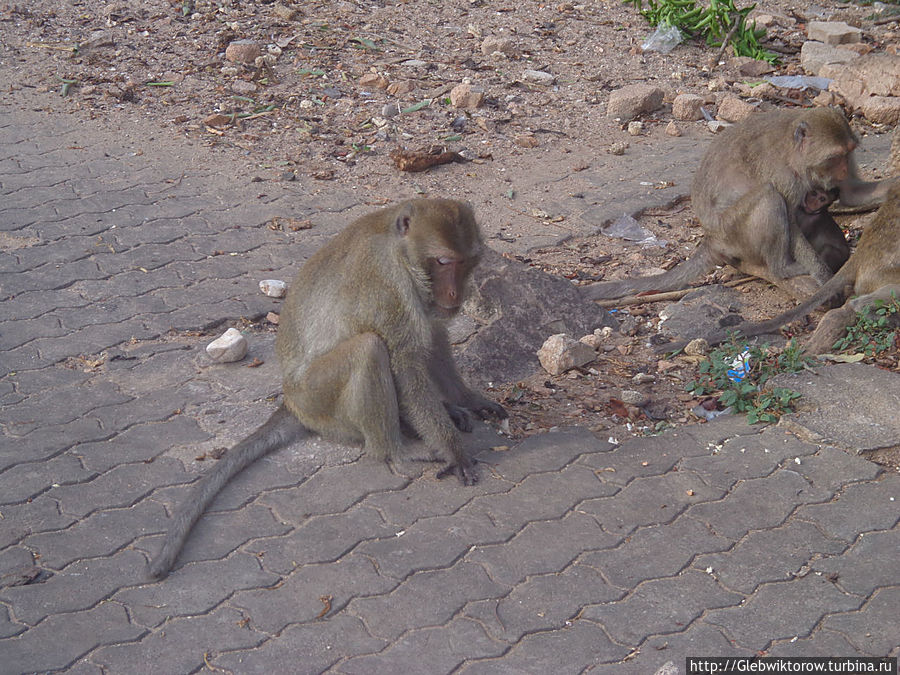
[3,0,899,441]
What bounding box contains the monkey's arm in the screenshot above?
[838,175,900,209]
[393,355,478,484]
[429,326,507,421]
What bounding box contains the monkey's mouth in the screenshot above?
[434,302,460,318]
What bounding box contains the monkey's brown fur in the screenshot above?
[584,108,895,301]
[797,186,849,274]
[148,199,505,578]
[663,181,900,353]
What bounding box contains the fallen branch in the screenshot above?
[591,276,755,308]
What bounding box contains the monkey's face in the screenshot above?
[427,253,477,317]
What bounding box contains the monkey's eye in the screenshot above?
[436,257,456,265]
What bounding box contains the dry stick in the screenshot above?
[592,276,755,308]
[707,15,741,72]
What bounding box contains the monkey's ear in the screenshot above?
[394,202,414,236]
[793,121,809,147]
[395,214,411,236]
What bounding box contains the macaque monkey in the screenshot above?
[797,186,849,274]
[148,199,506,579]
[662,181,900,353]
[584,107,895,301]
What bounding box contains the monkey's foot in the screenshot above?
[436,459,479,485]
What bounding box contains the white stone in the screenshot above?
[537,334,596,376]
[259,279,287,297]
[522,69,555,84]
[206,327,248,362]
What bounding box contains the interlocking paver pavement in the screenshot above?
[1,104,898,675]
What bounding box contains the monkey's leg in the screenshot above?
[390,360,477,485]
[284,332,403,460]
[740,187,832,297]
[429,326,507,423]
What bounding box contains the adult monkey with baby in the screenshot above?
[148,199,506,579]
[662,180,900,354]
[583,107,894,301]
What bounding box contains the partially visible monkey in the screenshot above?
[797,186,849,274]
[148,199,506,579]
[661,181,900,353]
[584,108,895,301]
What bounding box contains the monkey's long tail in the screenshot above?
[147,404,308,579]
[656,263,855,354]
[581,243,719,301]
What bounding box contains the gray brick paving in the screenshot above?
[1,104,899,674]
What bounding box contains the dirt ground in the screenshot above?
[3,0,899,441]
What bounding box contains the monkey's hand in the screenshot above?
[468,398,508,420]
[444,403,474,433]
[436,457,479,485]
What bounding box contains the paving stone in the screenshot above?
[0,498,76,549]
[77,416,213,472]
[0,602,26,639]
[812,530,900,596]
[477,562,621,642]
[467,511,621,586]
[0,547,34,578]
[793,479,900,542]
[462,466,619,531]
[24,500,169,570]
[33,320,159,364]
[766,628,863,657]
[678,428,819,489]
[704,575,863,651]
[354,512,511,580]
[821,586,900,656]
[0,315,67,351]
[0,453,95,505]
[2,360,91,395]
[578,434,683,486]
[0,418,108,470]
[0,550,146,625]
[0,258,106,296]
[155,503,292,570]
[609,623,754,674]
[50,457,192,518]
[230,556,394,634]
[341,617,506,674]
[245,506,397,574]
[91,606,265,674]
[694,520,846,594]
[347,562,507,641]
[486,427,613,483]
[687,470,832,540]
[791,445,883,491]
[459,620,629,673]
[114,553,279,627]
[0,601,144,673]
[360,471,509,528]
[0,383,132,434]
[579,472,725,536]
[582,570,743,645]
[259,460,409,523]
[583,516,731,589]
[212,614,385,674]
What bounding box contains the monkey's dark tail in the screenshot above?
[581,243,719,301]
[655,265,852,354]
[147,404,308,579]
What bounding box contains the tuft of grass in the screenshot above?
[627,0,778,63]
[687,337,813,424]
[833,294,900,356]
